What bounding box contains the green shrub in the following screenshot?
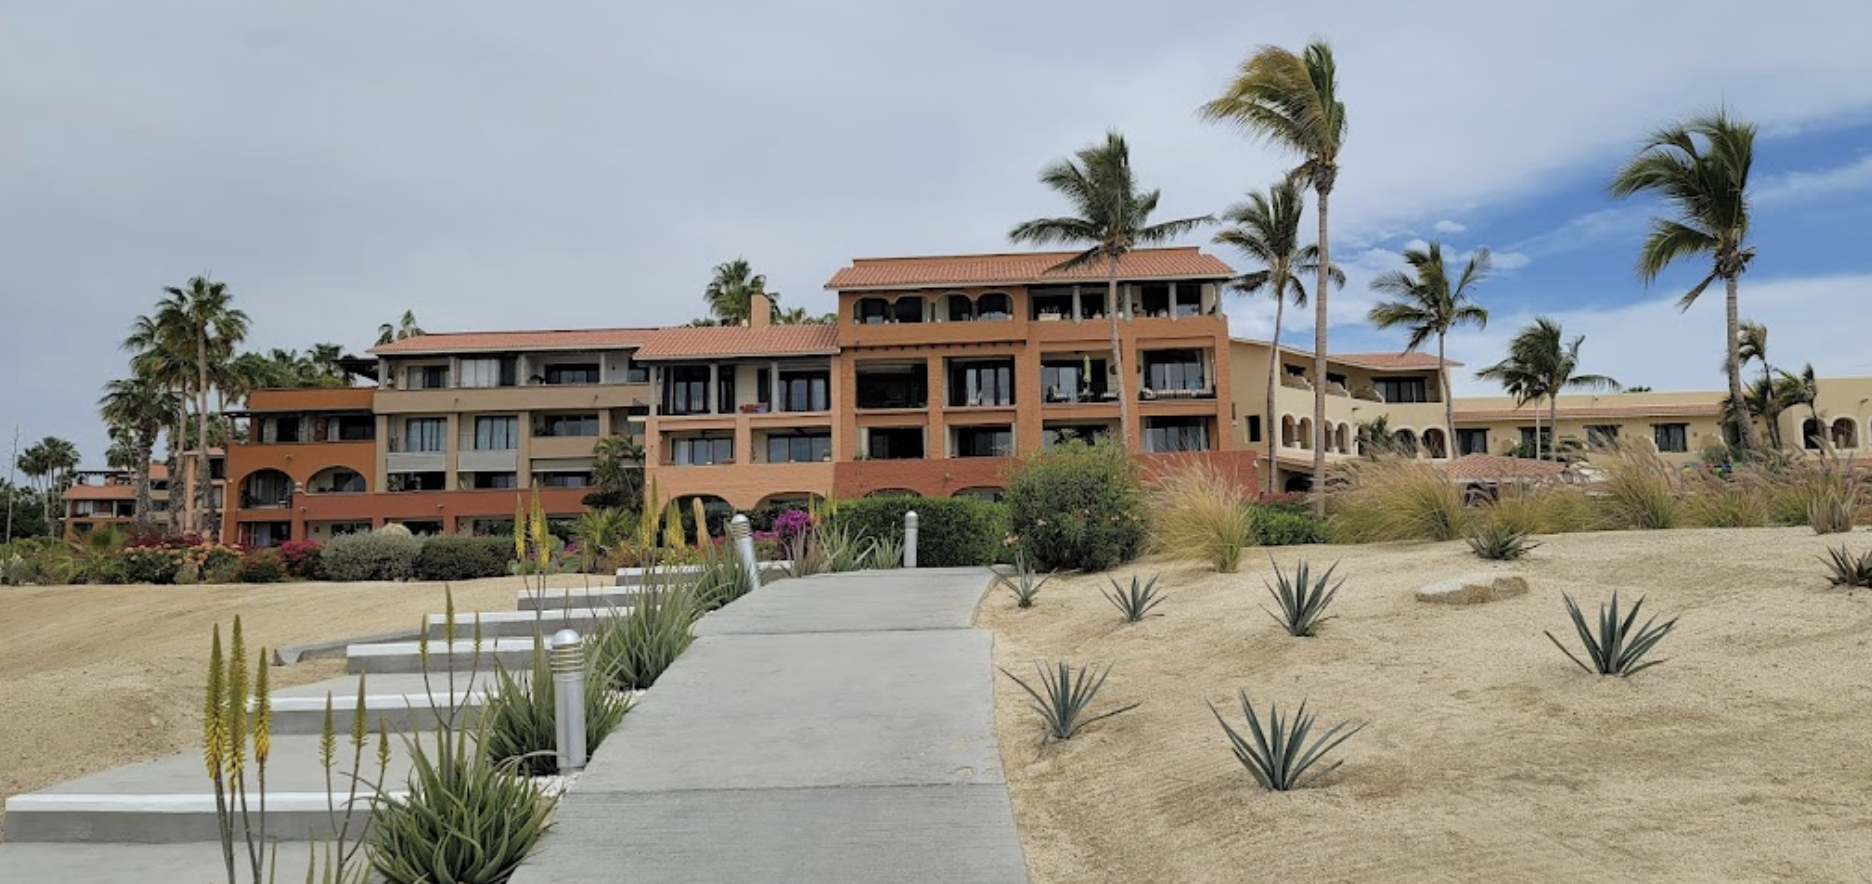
[689,544,754,611]
[1001,660,1138,741]
[1005,441,1146,572]
[235,549,288,583]
[482,639,631,777]
[322,532,423,582]
[1251,507,1331,545]
[1546,592,1678,677]
[1329,459,1467,543]
[413,536,514,582]
[121,547,181,585]
[589,583,697,691]
[1210,691,1364,792]
[828,496,1006,568]
[1148,463,1250,572]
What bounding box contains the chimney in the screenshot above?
[749,293,773,329]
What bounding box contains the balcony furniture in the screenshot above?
[1037,311,1063,321]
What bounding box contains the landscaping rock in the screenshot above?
[1415,574,1529,605]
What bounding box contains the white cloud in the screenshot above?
[1489,251,1532,271]
[1433,219,1467,233]
[1755,154,1872,204]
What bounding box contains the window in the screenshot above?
[1518,426,1551,452]
[854,296,924,324]
[335,416,375,441]
[1457,428,1489,456]
[856,363,928,409]
[664,366,710,415]
[470,472,518,490]
[539,414,599,437]
[1041,358,1108,402]
[1145,417,1210,452]
[473,416,519,450]
[767,433,831,463]
[404,418,446,452]
[866,427,924,460]
[544,363,600,385]
[623,353,650,384]
[261,416,301,444]
[1586,424,1621,448]
[1654,423,1689,453]
[460,357,515,388]
[778,371,830,412]
[1043,425,1109,448]
[953,426,1013,458]
[1246,416,1263,444]
[408,365,449,390]
[948,358,1014,407]
[716,371,736,415]
[538,472,592,488]
[1143,349,1207,392]
[1373,377,1428,404]
[672,436,734,465]
[388,471,445,492]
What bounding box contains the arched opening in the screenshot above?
[1422,428,1449,459]
[240,468,293,509]
[1296,417,1314,450]
[953,486,1004,502]
[854,297,889,324]
[976,292,1012,320]
[308,466,367,494]
[855,296,926,325]
[1280,415,1298,448]
[670,494,735,544]
[866,488,917,498]
[1831,417,1858,449]
[1283,474,1313,493]
[1394,429,1419,456]
[944,293,976,322]
[1336,423,1352,454]
[756,492,825,512]
[1803,418,1824,450]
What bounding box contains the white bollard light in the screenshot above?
[903,510,919,569]
[729,514,761,590]
[551,628,588,773]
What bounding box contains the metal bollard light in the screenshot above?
[903,510,919,569]
[551,628,588,774]
[729,514,761,590]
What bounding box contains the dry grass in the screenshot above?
[1596,441,1679,530]
[1328,459,1468,543]
[1680,471,1771,528]
[980,528,1872,884]
[1148,463,1252,572]
[1481,482,1603,535]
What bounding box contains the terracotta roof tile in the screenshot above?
[1454,402,1722,422]
[63,484,137,501]
[369,328,656,356]
[633,325,840,362]
[825,247,1233,290]
[1437,454,1569,482]
[1332,351,1458,370]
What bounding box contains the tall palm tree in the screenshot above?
[157,276,249,534]
[704,259,778,326]
[1609,109,1759,451]
[124,310,194,531]
[1476,318,1620,460]
[18,437,79,532]
[1733,319,1777,447]
[377,310,424,346]
[1201,40,1347,515]
[1009,130,1212,448]
[1777,363,1820,446]
[1213,180,1342,491]
[306,342,348,382]
[99,375,178,524]
[1367,242,1491,456]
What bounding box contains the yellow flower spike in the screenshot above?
[318,693,335,770]
[513,494,526,563]
[204,624,225,780]
[530,487,549,570]
[691,497,710,544]
[376,721,391,768]
[224,617,247,788]
[253,647,271,765]
[444,587,457,645]
[350,673,368,749]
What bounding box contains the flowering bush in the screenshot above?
[278,540,323,580]
[772,509,814,543]
[236,549,288,583]
[1005,440,1146,572]
[118,538,246,585]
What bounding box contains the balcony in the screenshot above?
[386,447,447,473]
[458,449,519,473]
[376,383,648,414]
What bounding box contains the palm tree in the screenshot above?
[704,259,778,326]
[377,310,424,346]
[1201,40,1347,515]
[1367,242,1491,456]
[1609,109,1759,451]
[1733,319,1778,447]
[124,310,194,531]
[157,276,250,534]
[1213,180,1342,491]
[18,437,79,532]
[1010,130,1211,448]
[1476,318,1620,460]
[1777,363,1820,447]
[307,342,348,382]
[99,375,178,524]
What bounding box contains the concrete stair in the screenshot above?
[266,671,493,735]
[426,607,625,640]
[345,637,541,674]
[517,586,645,612]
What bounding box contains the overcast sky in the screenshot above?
[6,0,1872,467]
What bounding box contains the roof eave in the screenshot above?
[825,273,1231,292]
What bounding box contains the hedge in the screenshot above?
[828,496,1005,568]
[414,536,516,582]
[1251,507,1331,546]
[322,532,423,582]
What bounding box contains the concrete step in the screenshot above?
[426,607,628,640]
[345,637,539,674]
[3,734,415,843]
[265,671,494,735]
[0,842,347,884]
[517,586,645,612]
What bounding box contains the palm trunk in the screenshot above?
[1531,404,1542,461]
[168,410,186,533]
[1725,275,1757,451]
[1439,333,1453,458]
[133,431,155,527]
[1106,256,1131,450]
[1311,188,1331,518]
[1548,395,1558,461]
[1265,295,1285,494]
[196,330,218,539]
[1761,361,1781,450]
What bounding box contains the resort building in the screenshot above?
[61,463,170,538]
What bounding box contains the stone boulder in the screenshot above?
[1415,574,1529,605]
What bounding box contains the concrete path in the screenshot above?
[509,567,1029,884]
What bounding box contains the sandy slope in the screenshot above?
[0,572,613,838]
[979,527,1872,884]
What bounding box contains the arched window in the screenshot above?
[309,466,367,494]
[945,293,976,322]
[1296,417,1314,450]
[1394,429,1419,456]
[1422,428,1448,459]
[1281,415,1298,447]
[1802,418,1824,450]
[240,469,294,508]
[1831,417,1858,449]
[976,292,1012,320]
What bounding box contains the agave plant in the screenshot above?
[1102,573,1166,623]
[1210,691,1364,792]
[1263,556,1343,637]
[588,582,698,691]
[994,552,1050,609]
[1821,545,1872,589]
[1001,661,1138,741]
[1545,592,1678,676]
[1466,522,1540,561]
[868,533,904,570]
[481,637,632,777]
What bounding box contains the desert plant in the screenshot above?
[1000,661,1139,741]
[1466,522,1539,561]
[867,532,904,569]
[1821,545,1872,589]
[1773,452,1864,534]
[588,582,698,691]
[481,638,631,777]
[1328,459,1467,543]
[1005,440,1147,571]
[1148,462,1251,572]
[1102,572,1166,623]
[689,543,754,611]
[1263,557,1343,637]
[321,532,423,582]
[994,552,1050,608]
[1546,592,1678,677]
[1598,441,1678,529]
[1209,691,1364,792]
[367,726,552,884]
[1681,472,1770,528]
[1483,482,1602,535]
[572,507,636,572]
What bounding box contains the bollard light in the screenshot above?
[729,513,761,590]
[551,628,588,773]
[903,510,919,569]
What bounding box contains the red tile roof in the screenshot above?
[1437,454,1569,482]
[1332,351,1459,370]
[1454,402,1722,422]
[632,325,841,362]
[825,247,1233,290]
[369,328,657,356]
[63,484,137,501]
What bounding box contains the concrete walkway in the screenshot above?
[509,567,1029,884]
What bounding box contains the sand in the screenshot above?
[0,572,614,838]
[979,527,1872,884]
